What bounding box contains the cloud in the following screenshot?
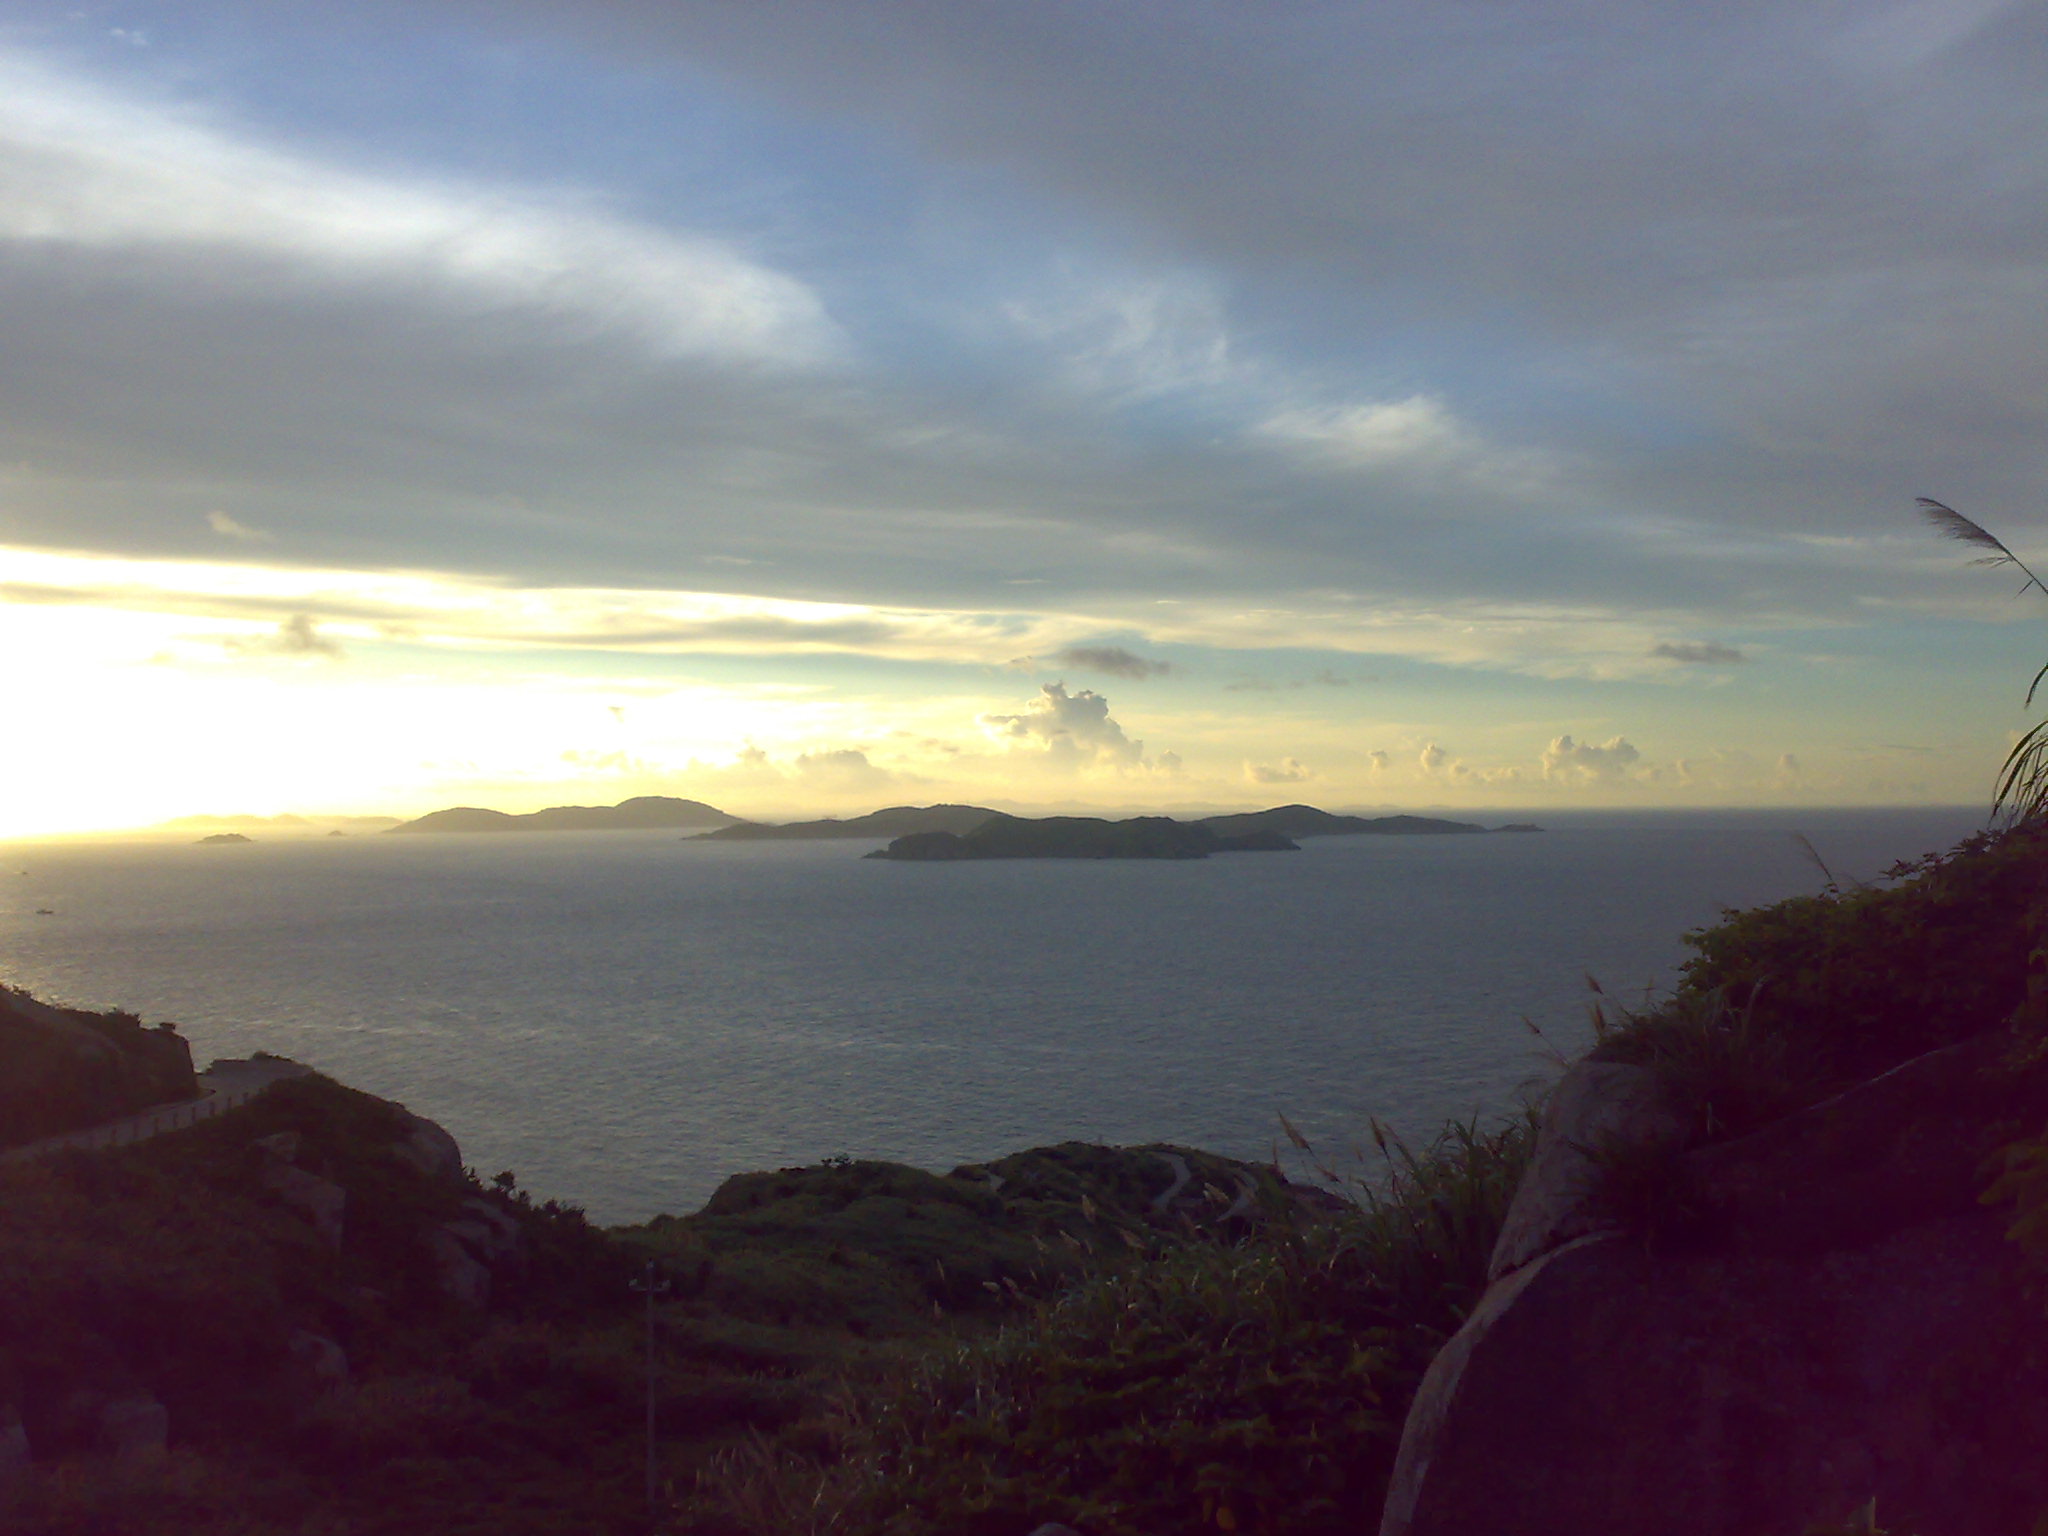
[1258,396,1469,468]
[1652,641,1747,665]
[1368,750,1390,774]
[1005,271,1233,399]
[1419,742,1450,777]
[1046,645,1171,679]
[205,510,269,541]
[980,682,1145,768]
[1247,757,1310,784]
[1541,734,1642,784]
[792,747,898,791]
[225,612,343,659]
[0,52,841,367]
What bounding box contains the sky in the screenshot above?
[5,0,2048,836]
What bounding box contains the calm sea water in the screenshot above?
[0,808,1986,1223]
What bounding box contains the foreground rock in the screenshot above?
[1382,1028,2048,1536]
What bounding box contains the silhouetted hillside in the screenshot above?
[390,795,735,834]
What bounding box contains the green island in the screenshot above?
[6,813,2048,1535]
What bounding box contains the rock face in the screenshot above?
[1382,1030,2048,1536]
[252,1130,348,1250]
[430,1196,524,1307]
[1485,1058,1684,1280]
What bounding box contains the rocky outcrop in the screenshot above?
[393,1111,465,1183]
[1485,1058,1684,1279]
[0,989,197,1147]
[1382,1029,2048,1536]
[429,1197,524,1307]
[254,1131,347,1250]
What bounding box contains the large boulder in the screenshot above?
[1382,1030,2048,1536]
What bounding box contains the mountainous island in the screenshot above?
[704,801,1531,858]
[388,795,736,834]
[868,812,1301,860]
[383,797,1531,854]
[696,804,997,840]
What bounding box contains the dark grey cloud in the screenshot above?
[1048,645,1170,679]
[469,0,2048,529]
[1652,642,1748,665]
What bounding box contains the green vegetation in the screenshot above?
[1586,821,2048,1146]
[678,1116,1532,1536]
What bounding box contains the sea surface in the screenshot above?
[0,807,1988,1223]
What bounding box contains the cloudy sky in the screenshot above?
[5,0,2047,835]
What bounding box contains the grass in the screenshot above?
[678,1112,1536,1536]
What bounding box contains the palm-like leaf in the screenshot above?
[1919,498,2047,591]
[1924,499,2048,825]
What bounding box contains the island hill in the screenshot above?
[709,802,1543,860]
[384,796,1542,859]
[388,794,735,834]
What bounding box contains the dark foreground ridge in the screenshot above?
[389,795,736,834]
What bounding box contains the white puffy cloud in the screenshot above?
[1419,742,1450,777]
[792,747,898,792]
[1247,757,1310,785]
[980,682,1145,768]
[1541,734,1642,784]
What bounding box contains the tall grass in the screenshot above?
[682,1112,1535,1536]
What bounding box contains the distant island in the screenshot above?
[195,832,253,845]
[162,813,402,837]
[389,795,736,834]
[864,804,1540,860]
[697,804,996,841]
[869,813,1299,861]
[381,796,1537,850]
[1196,805,1492,838]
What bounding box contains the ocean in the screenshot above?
[0,807,1987,1224]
